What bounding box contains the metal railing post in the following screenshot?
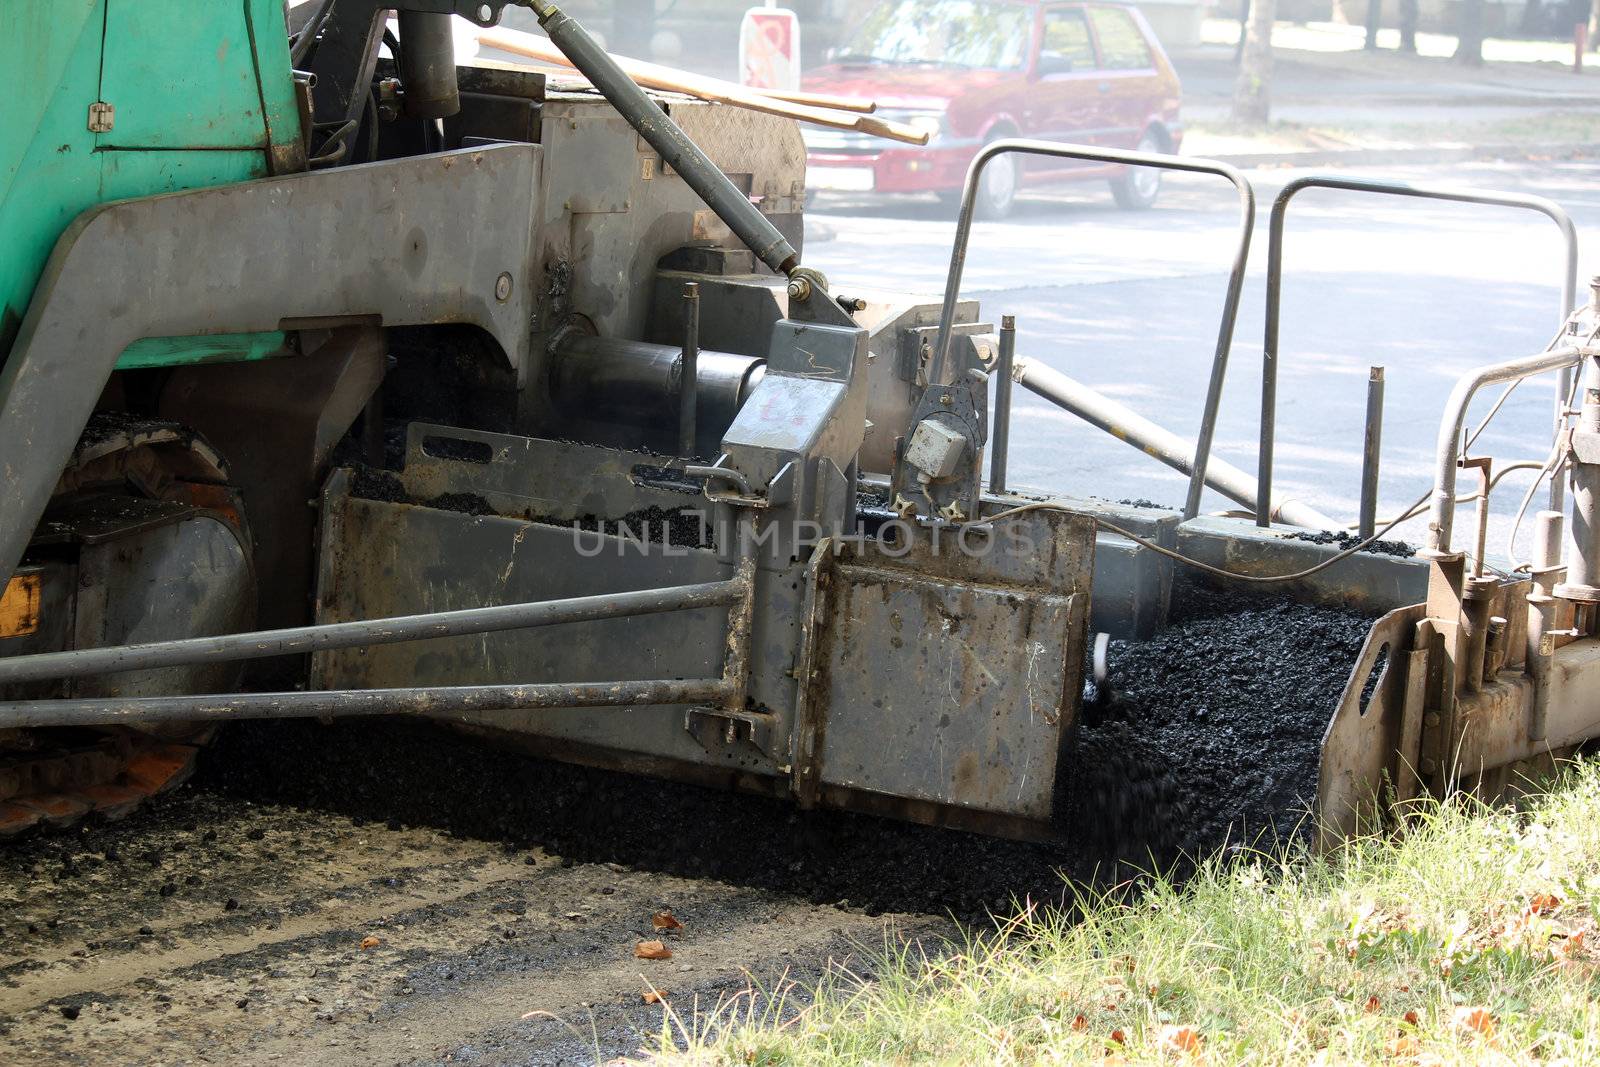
[931,138,1256,522]
[1259,175,1579,527]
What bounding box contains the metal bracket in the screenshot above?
[684,705,777,755]
[87,102,114,133]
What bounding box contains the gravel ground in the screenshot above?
[0,582,1376,1064]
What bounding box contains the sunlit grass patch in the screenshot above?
[649,762,1600,1065]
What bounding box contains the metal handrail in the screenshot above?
[932,138,1256,521]
[1257,175,1580,528]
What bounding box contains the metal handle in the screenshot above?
[1259,175,1580,527]
[932,138,1256,521]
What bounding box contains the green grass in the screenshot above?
[648,764,1600,1065]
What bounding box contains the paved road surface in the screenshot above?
[806,156,1600,562]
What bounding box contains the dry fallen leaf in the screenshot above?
[1404,1010,1420,1026]
[1385,1034,1420,1058]
[642,990,666,1004]
[1071,1013,1089,1032]
[634,939,672,960]
[1159,1024,1204,1054]
[1109,1028,1126,1045]
[1453,1006,1496,1038]
[359,935,381,950]
[651,909,685,931]
[1528,893,1562,916]
[1364,995,1381,1014]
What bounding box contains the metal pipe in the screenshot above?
[1013,357,1339,529]
[527,0,798,276]
[680,282,700,458]
[0,678,731,731]
[990,314,1016,495]
[0,579,743,686]
[929,139,1255,521]
[1559,349,1600,599]
[1527,509,1563,740]
[1425,345,1588,555]
[1359,366,1385,540]
[397,11,461,118]
[1261,175,1580,526]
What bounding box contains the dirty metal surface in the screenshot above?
[1315,603,1424,848]
[799,509,1094,825]
[312,489,750,776]
[0,144,543,595]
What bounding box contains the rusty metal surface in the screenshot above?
[311,475,765,777]
[798,509,1094,823]
[1316,603,1425,849]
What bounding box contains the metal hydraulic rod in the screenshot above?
[0,579,744,686]
[520,0,799,276]
[1012,357,1339,529]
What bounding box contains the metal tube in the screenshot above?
[529,1,798,275]
[1359,366,1385,540]
[397,11,461,118]
[0,579,743,686]
[1013,357,1339,529]
[1559,351,1600,598]
[1260,175,1580,526]
[0,678,731,731]
[1527,509,1563,739]
[929,139,1255,522]
[680,282,700,458]
[1426,345,1587,555]
[990,314,1016,495]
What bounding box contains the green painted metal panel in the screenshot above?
[0,0,105,357]
[116,332,290,370]
[0,0,303,368]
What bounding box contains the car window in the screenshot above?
[1088,7,1152,70]
[837,0,1034,71]
[1041,8,1096,72]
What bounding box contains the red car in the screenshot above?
[802,0,1183,217]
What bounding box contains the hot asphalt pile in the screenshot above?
[192,581,1375,920]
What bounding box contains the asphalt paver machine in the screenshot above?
[3,0,1600,850]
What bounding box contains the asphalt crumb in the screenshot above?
[1290,528,1416,558]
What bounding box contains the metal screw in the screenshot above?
[494,272,513,301]
[939,393,951,405]
[787,276,811,302]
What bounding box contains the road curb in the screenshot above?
[1199,140,1600,169]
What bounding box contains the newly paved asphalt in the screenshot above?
[805,157,1600,560]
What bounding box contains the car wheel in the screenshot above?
[1110,131,1164,210]
[974,143,1018,220]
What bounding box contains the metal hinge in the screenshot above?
[88,101,115,133]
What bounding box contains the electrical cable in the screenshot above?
[979,495,1428,585]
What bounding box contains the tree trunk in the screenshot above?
[1454,0,1485,65]
[1233,0,1276,124]
[1234,0,1252,63]
[1365,0,1384,48]
[1399,0,1419,50]
[1591,0,1600,49]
